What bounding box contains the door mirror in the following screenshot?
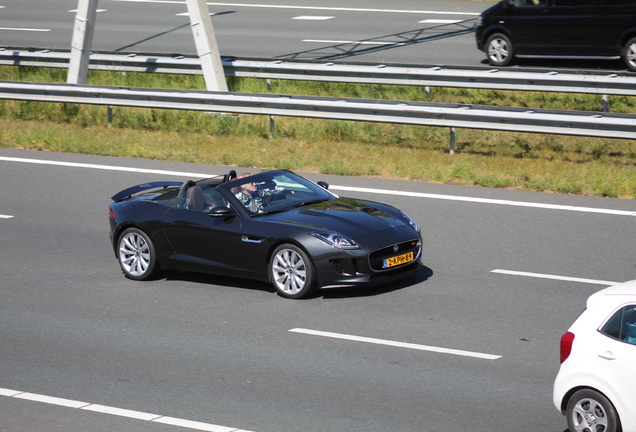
[317,181,329,190]
[208,206,236,218]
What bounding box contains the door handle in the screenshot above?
[597,351,617,360]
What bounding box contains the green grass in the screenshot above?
[1,65,636,199]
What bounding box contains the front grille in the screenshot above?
[368,239,421,272]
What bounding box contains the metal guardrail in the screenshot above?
[2,48,636,97]
[0,80,634,139]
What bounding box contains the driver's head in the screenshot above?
[238,173,256,195]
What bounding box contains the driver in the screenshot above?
[234,172,283,213]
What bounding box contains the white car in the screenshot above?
[553,280,636,432]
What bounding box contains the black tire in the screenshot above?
[485,33,514,67]
[566,389,621,432]
[623,37,636,72]
[117,228,159,281]
[269,244,316,299]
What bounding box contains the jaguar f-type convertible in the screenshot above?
[108,169,422,299]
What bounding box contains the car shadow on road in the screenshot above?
[162,270,277,295]
[160,265,432,299]
[319,265,433,299]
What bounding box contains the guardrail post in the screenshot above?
[107,105,113,127]
[450,127,456,155]
[425,86,431,102]
[269,115,275,139]
[602,95,609,112]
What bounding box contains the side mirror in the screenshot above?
[317,181,329,190]
[208,206,236,218]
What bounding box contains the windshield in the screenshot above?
[223,171,337,215]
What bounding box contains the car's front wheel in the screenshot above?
[486,33,514,67]
[623,37,636,71]
[269,244,316,299]
[117,228,159,281]
[566,389,621,432]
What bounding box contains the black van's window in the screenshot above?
[514,0,546,5]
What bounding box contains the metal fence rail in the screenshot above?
[1,80,634,140]
[2,48,636,96]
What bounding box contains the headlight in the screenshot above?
[309,232,360,250]
[401,212,420,233]
[476,16,483,27]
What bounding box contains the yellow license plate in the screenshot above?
[383,252,414,268]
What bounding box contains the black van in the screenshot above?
[475,0,636,70]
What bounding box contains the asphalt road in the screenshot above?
[0,0,504,67]
[2,148,636,432]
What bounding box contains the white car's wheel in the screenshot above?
[566,389,620,432]
[117,228,159,281]
[269,244,316,299]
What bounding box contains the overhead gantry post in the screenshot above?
[186,0,228,92]
[67,0,228,91]
[67,0,98,84]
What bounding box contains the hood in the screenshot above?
[267,197,412,238]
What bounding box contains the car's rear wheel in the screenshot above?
[486,33,514,67]
[117,228,159,281]
[269,244,316,299]
[622,37,636,71]
[566,389,620,432]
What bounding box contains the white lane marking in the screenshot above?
[303,39,405,46]
[14,392,90,409]
[491,269,620,286]
[292,16,334,20]
[419,19,464,24]
[1,155,635,218]
[0,27,50,31]
[290,328,501,360]
[333,185,636,217]
[0,214,14,219]
[68,9,107,12]
[176,12,219,16]
[109,0,481,16]
[0,156,213,178]
[1,387,255,432]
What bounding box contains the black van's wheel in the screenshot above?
[486,33,514,67]
[623,37,636,71]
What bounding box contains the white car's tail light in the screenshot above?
[560,332,575,363]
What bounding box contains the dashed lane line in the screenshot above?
[0,27,50,31]
[2,155,636,218]
[0,387,255,432]
[0,214,14,219]
[290,328,502,360]
[491,269,621,286]
[109,0,481,16]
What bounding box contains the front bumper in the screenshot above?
[313,228,423,289]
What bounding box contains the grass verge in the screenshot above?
[0,66,635,199]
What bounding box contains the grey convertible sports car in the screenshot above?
[108,169,422,299]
